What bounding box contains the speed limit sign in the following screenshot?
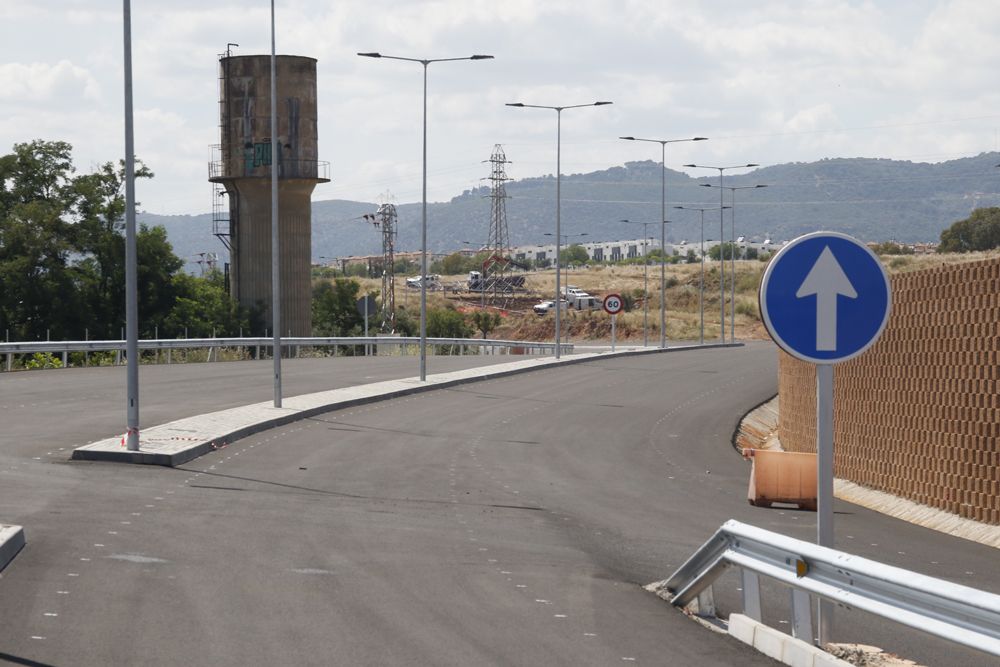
[603,293,624,315]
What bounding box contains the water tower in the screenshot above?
[209,54,329,336]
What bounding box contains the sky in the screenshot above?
[4,1,1000,215]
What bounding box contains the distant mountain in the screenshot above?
[142,152,1000,273]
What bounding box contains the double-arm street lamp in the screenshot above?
[620,136,707,348]
[359,52,494,381]
[674,205,730,345]
[699,183,767,342]
[684,163,758,343]
[508,101,613,359]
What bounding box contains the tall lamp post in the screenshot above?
[508,101,613,359]
[684,163,758,343]
[122,0,140,449]
[699,183,767,342]
[359,52,494,381]
[620,136,707,348]
[675,205,729,345]
[620,219,655,346]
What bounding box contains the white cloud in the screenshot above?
[0,61,101,104]
[4,1,1000,214]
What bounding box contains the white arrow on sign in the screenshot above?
[795,245,857,351]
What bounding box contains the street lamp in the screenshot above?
[699,183,767,342]
[621,135,708,348]
[359,51,494,381]
[684,163,758,343]
[509,101,613,359]
[675,205,730,345]
[620,219,655,347]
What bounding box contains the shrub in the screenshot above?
[25,352,63,370]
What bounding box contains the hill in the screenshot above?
[141,152,1000,273]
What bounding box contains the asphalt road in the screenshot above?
[0,353,538,459]
[0,345,996,666]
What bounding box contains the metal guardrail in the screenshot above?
[665,520,1000,657]
[1,336,573,370]
[208,159,331,181]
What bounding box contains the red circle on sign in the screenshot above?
[603,293,623,315]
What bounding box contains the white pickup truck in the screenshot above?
[405,274,441,289]
[532,299,569,316]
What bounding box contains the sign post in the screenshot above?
[759,232,890,646]
[603,293,624,352]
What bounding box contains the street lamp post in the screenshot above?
[508,101,613,359]
[699,183,767,342]
[675,206,729,345]
[620,219,654,347]
[122,0,140,449]
[684,163,759,343]
[359,52,494,381]
[620,136,707,348]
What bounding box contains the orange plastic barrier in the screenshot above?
[744,449,817,511]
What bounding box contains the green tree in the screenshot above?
[939,207,1000,253]
[1,139,253,344]
[0,141,82,339]
[685,249,698,264]
[744,247,759,260]
[709,242,740,261]
[162,270,249,338]
[427,307,472,338]
[71,157,155,337]
[394,306,418,337]
[559,244,589,264]
[311,278,363,336]
[393,258,419,274]
[470,310,502,339]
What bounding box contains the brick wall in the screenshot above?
[778,256,1000,525]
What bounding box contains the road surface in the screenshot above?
[0,344,995,665]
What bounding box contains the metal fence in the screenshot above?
[0,336,573,371]
[665,520,1000,657]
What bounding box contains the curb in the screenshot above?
[0,524,25,573]
[72,343,741,467]
[729,614,852,667]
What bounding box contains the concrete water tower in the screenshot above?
[209,54,329,336]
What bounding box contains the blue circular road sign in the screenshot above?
[760,232,891,364]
